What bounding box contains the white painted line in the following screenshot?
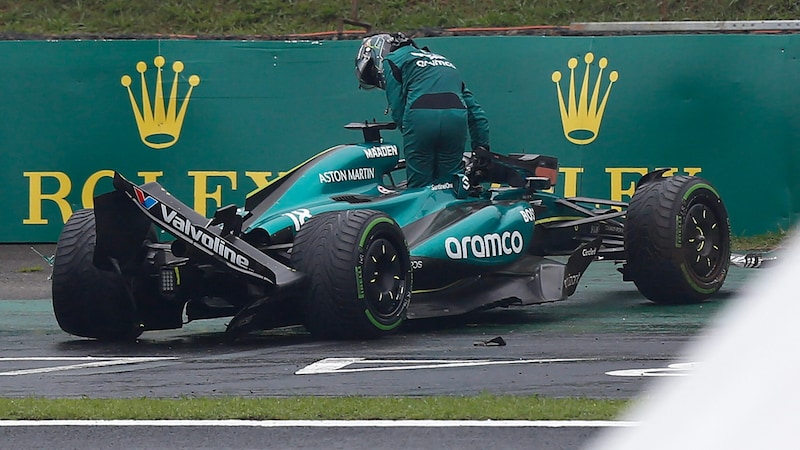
[606,362,698,377]
[296,357,595,375]
[0,357,178,376]
[0,419,639,428]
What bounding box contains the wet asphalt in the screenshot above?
[0,244,762,449]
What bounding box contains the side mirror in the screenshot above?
[525,176,552,192]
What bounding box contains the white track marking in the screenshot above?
[0,419,639,427]
[295,357,594,375]
[606,362,698,377]
[0,357,178,376]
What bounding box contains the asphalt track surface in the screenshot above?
[0,244,761,449]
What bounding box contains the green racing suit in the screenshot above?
[382,45,490,188]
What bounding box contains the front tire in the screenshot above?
[291,210,412,339]
[51,209,143,340]
[624,174,731,304]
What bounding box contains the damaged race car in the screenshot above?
[51,121,731,341]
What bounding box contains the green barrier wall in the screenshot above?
[1,35,798,242]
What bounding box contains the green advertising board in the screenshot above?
[1,34,798,242]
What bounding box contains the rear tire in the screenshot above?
[291,210,412,339]
[51,209,143,340]
[624,175,731,304]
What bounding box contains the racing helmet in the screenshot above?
[355,33,394,90]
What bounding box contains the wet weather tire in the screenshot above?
[51,209,143,340]
[625,175,731,304]
[291,210,412,339]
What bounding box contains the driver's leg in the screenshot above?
[434,109,468,183]
[403,109,438,188]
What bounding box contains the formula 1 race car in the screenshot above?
[51,121,731,341]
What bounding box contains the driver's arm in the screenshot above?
[462,83,490,150]
[383,58,406,129]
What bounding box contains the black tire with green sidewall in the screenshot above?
[51,209,143,340]
[624,175,731,304]
[291,209,412,339]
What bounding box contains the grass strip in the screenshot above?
[731,231,788,251]
[2,1,799,37]
[0,395,630,421]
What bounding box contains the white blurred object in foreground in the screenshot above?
[588,232,799,450]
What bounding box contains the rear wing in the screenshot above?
[94,172,303,288]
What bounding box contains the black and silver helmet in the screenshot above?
[355,33,394,90]
[355,33,416,90]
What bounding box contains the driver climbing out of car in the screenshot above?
[355,32,490,188]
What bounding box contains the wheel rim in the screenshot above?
[362,237,406,320]
[683,202,725,278]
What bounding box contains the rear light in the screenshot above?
[159,267,179,294]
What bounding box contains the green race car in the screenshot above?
[51,121,731,341]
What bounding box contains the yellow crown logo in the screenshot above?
[121,56,201,149]
[551,52,618,145]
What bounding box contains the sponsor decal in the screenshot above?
[460,174,471,191]
[445,231,524,259]
[551,52,618,145]
[134,186,157,209]
[363,144,398,159]
[410,51,456,69]
[121,55,201,150]
[355,266,365,299]
[159,203,250,269]
[283,208,312,231]
[22,166,702,228]
[581,247,598,257]
[411,260,423,270]
[319,167,376,184]
[431,182,454,191]
[519,207,536,223]
[564,271,582,288]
